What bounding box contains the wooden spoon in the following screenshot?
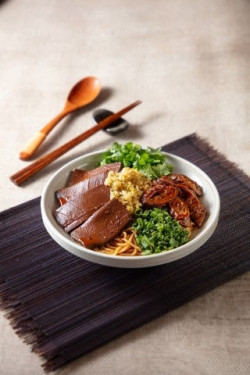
[19,76,101,161]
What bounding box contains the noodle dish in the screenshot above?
[54,142,207,257]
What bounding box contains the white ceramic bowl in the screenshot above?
[41,150,220,268]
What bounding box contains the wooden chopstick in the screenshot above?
[10,100,142,186]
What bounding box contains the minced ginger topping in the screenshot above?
[104,167,152,214]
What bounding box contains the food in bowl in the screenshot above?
[53,142,207,256]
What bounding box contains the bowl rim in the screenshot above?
[41,149,220,262]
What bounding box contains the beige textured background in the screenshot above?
[0,0,250,374]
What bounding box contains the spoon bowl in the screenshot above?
[67,77,101,108]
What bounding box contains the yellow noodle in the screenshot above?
[94,228,142,256]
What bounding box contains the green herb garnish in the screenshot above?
[100,142,173,179]
[132,208,189,255]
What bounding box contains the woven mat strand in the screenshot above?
[0,134,249,372]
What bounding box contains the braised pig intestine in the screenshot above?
[141,185,179,208]
[141,174,206,229]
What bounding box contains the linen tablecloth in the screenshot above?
[0,0,249,374]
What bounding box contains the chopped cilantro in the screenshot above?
[132,208,189,255]
[100,142,173,179]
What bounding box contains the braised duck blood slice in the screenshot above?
[67,162,122,187]
[56,162,122,205]
[71,199,131,248]
[56,171,110,206]
[67,169,88,187]
[54,185,110,232]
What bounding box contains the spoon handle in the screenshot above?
[10,100,142,186]
[19,110,69,161]
[19,108,74,161]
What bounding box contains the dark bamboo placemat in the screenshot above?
[0,134,249,372]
